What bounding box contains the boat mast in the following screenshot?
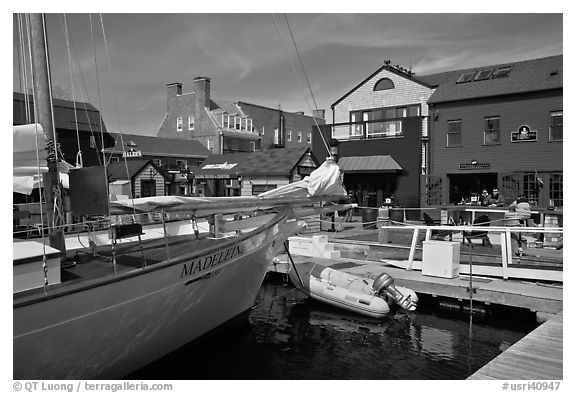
[29,13,66,252]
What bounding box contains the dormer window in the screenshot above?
[247,118,253,132]
[188,116,195,131]
[222,114,229,129]
[374,78,394,91]
[176,116,183,132]
[234,116,241,130]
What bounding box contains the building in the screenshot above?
[107,159,170,199]
[312,61,433,210]
[103,133,211,196]
[193,147,318,197]
[13,92,115,168]
[313,55,562,211]
[156,77,325,154]
[421,55,562,208]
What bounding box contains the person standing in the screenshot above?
[506,195,532,257]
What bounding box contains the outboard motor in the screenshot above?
[372,273,417,311]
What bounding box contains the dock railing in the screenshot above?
[314,206,563,282]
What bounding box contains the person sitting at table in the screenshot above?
[488,188,505,207]
[480,189,491,206]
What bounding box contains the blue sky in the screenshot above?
[13,11,563,136]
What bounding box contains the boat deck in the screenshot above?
[14,233,231,304]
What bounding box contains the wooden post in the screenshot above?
[377,207,390,244]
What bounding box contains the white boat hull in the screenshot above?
[289,263,418,318]
[14,213,301,379]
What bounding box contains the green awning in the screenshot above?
[338,155,402,173]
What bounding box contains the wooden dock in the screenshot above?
[468,311,563,380]
[270,254,563,316]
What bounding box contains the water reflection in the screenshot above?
[130,279,535,380]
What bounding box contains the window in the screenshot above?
[307,132,311,144]
[176,159,187,170]
[367,120,402,138]
[274,128,280,144]
[188,116,194,131]
[385,108,396,119]
[287,130,292,142]
[491,65,512,79]
[234,116,241,130]
[457,71,477,83]
[373,78,394,91]
[252,184,277,195]
[474,69,492,81]
[297,132,302,143]
[549,173,563,208]
[241,118,246,131]
[350,112,363,137]
[222,114,229,130]
[550,111,562,141]
[523,173,540,205]
[89,135,96,148]
[176,116,183,132]
[261,126,265,135]
[153,159,162,167]
[408,105,420,117]
[447,120,462,147]
[247,118,253,132]
[206,138,212,151]
[140,179,156,197]
[484,117,500,145]
[109,156,119,163]
[396,107,407,118]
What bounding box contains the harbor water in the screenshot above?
[130,277,537,380]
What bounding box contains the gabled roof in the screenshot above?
[107,159,168,181]
[331,65,434,108]
[418,55,562,104]
[194,147,315,178]
[104,133,211,158]
[13,92,107,133]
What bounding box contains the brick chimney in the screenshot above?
[193,77,211,110]
[166,82,182,112]
[312,109,325,120]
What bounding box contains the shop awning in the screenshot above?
[338,155,403,173]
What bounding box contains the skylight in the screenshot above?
[456,71,477,84]
[491,65,512,79]
[474,69,493,81]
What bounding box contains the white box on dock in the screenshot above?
[288,235,340,259]
[422,240,460,278]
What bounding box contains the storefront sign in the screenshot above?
[122,149,142,158]
[194,173,234,179]
[201,162,237,170]
[511,125,537,142]
[459,160,490,170]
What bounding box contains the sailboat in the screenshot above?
[13,14,351,379]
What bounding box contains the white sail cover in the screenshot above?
[259,157,347,198]
[13,124,71,194]
[110,157,347,213]
[13,124,48,195]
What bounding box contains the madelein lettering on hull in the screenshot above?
[180,244,246,279]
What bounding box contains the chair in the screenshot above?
[423,213,454,241]
[463,214,492,248]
